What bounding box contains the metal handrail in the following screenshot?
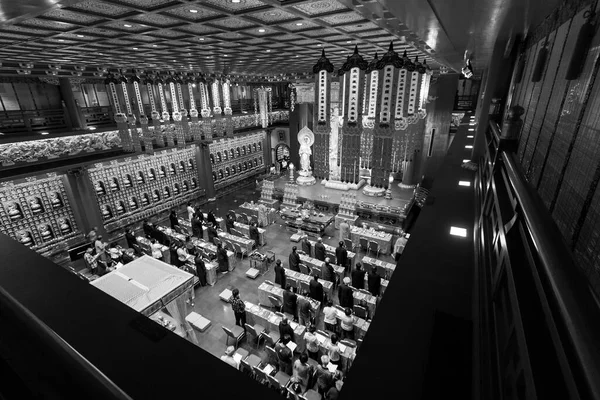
[0,284,133,400]
[502,149,600,400]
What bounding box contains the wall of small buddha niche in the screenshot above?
[0,129,272,257]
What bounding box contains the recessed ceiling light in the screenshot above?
[295,55,299,57]
[467,135,474,139]
[232,0,241,3]
[76,35,84,37]
[346,40,351,43]
[124,24,132,27]
[317,44,322,46]
[268,12,277,16]
[465,145,473,149]
[450,226,467,237]
[199,38,205,41]
[266,49,270,52]
[468,128,474,131]
[296,22,303,26]
[133,47,138,50]
[258,28,266,33]
[152,44,157,47]
[469,122,476,126]
[458,181,471,187]
[224,55,228,57]
[58,39,64,42]
[40,131,49,135]
[462,159,470,163]
[190,9,198,13]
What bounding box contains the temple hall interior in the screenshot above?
[1,0,600,399]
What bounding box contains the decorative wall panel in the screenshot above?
[0,173,80,256]
[87,146,203,231]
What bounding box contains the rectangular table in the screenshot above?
[178,217,226,242]
[233,221,266,246]
[361,256,396,280]
[332,305,369,340]
[283,267,333,296]
[349,226,393,255]
[280,208,334,236]
[299,254,345,284]
[244,300,306,341]
[258,282,321,320]
[136,236,170,263]
[218,231,254,254]
[239,203,277,225]
[307,239,356,269]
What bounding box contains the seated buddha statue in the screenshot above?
[159,167,166,178]
[50,192,63,209]
[40,225,54,241]
[148,169,156,181]
[19,231,34,247]
[137,173,145,185]
[102,205,113,219]
[30,197,44,214]
[123,175,133,188]
[173,185,180,195]
[116,201,126,214]
[109,179,120,192]
[179,162,185,172]
[141,194,149,206]
[129,198,138,210]
[7,202,23,220]
[95,181,106,196]
[163,188,170,198]
[59,219,72,235]
[152,191,160,202]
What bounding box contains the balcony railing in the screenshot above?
[0,109,69,133]
[474,120,600,400]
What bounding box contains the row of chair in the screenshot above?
[215,237,248,259]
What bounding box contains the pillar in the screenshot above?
[59,78,85,130]
[196,144,215,200]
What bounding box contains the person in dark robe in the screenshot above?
[338,277,354,309]
[194,253,207,286]
[169,210,179,229]
[301,236,312,256]
[142,220,154,238]
[274,259,286,289]
[207,223,218,244]
[207,210,218,227]
[309,274,324,304]
[226,214,235,234]
[195,207,204,223]
[367,265,381,297]
[289,246,300,272]
[335,241,348,272]
[283,284,298,321]
[249,222,260,248]
[191,215,203,238]
[322,258,335,284]
[217,242,229,273]
[314,238,326,261]
[125,229,137,249]
[351,262,366,290]
[169,242,180,268]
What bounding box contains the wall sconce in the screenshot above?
[565,8,596,80]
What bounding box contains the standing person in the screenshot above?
[293,353,311,390]
[257,203,268,227]
[322,258,335,283]
[338,277,354,309]
[220,346,239,370]
[225,214,235,234]
[351,262,366,289]
[304,325,320,361]
[289,246,300,272]
[169,242,179,267]
[327,380,344,400]
[150,238,163,260]
[217,242,229,273]
[249,222,260,248]
[309,274,324,303]
[298,294,312,327]
[142,220,153,238]
[327,334,341,367]
[278,316,295,342]
[339,220,350,242]
[207,210,218,227]
[314,238,326,261]
[274,259,286,289]
[335,241,348,272]
[315,356,334,397]
[94,235,107,263]
[194,253,207,287]
[275,334,293,375]
[394,232,408,258]
[84,248,100,275]
[230,288,246,329]
[186,202,195,222]
[283,284,298,321]
[301,236,312,256]
[367,265,381,297]
[323,301,338,333]
[340,308,356,340]
[177,243,191,267]
[125,229,137,249]
[169,210,179,229]
[191,214,203,239]
[195,206,204,223]
[207,223,218,244]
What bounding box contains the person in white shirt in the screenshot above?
[177,245,191,267]
[327,333,341,366]
[186,202,195,222]
[304,324,320,361]
[150,238,163,260]
[323,300,338,333]
[220,346,239,370]
[394,232,408,258]
[340,307,356,340]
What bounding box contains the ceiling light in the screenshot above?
[467,135,474,139]
[232,0,241,3]
[468,128,474,131]
[295,55,299,57]
[346,41,351,43]
[258,29,266,32]
[469,122,476,126]
[450,226,467,237]
[58,39,64,42]
[87,126,96,131]
[458,181,471,187]
[124,24,132,27]
[199,38,205,41]
[462,159,470,163]
[152,44,158,47]
[189,9,198,13]
[296,22,303,26]
[40,131,49,135]
[465,145,473,149]
[133,47,138,50]
[266,49,270,52]
[76,35,84,37]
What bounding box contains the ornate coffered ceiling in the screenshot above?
[0,0,444,77]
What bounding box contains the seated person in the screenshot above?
[220,346,239,370]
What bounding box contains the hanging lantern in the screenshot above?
[130,74,152,154]
[312,49,335,181]
[105,72,132,152]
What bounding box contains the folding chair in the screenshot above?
[359,237,369,252]
[343,238,355,252]
[269,295,283,312]
[222,325,246,348]
[299,280,310,295]
[239,358,254,377]
[376,263,388,280]
[265,345,279,366]
[368,241,380,258]
[245,323,267,349]
[253,365,269,384]
[340,339,357,349]
[353,305,368,320]
[299,263,311,275]
[233,242,248,259]
[326,252,336,264]
[286,277,298,290]
[264,331,280,348]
